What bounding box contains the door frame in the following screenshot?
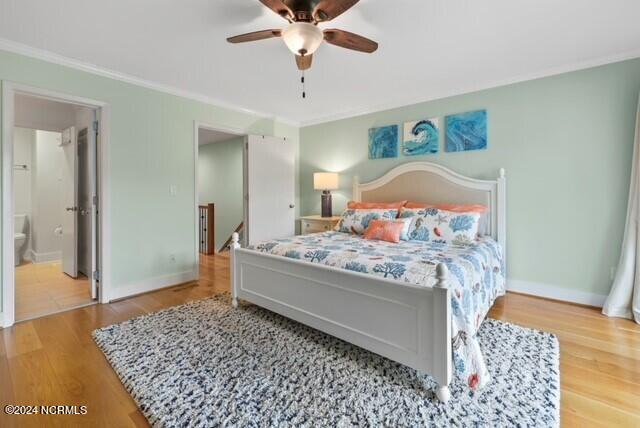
[192,121,247,270]
[1,82,112,327]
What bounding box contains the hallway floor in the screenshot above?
[15,261,94,321]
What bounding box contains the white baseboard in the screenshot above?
[602,307,632,319]
[107,270,198,302]
[507,279,608,307]
[30,250,61,263]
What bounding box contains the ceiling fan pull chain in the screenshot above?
[301,71,306,99]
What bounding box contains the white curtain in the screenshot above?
[603,94,640,323]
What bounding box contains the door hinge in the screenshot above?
[93,120,99,133]
[93,195,98,206]
[93,270,100,282]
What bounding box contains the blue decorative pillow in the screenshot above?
[335,209,399,234]
[400,208,481,245]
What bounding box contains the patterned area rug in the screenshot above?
[93,296,559,427]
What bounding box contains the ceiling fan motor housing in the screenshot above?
[285,0,321,21]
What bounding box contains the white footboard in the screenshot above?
[230,233,452,401]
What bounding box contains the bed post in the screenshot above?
[497,168,507,273]
[230,232,240,308]
[433,263,452,403]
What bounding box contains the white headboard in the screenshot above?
[353,162,506,252]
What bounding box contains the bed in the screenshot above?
[230,161,507,402]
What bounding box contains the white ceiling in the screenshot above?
[1,0,639,126]
[198,128,242,146]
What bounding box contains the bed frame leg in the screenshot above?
[435,385,450,403]
[433,263,452,404]
[230,232,241,308]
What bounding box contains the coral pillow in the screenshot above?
[404,202,488,213]
[363,219,405,243]
[348,200,407,210]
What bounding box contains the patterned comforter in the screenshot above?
[249,231,506,390]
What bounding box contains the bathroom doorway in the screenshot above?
[2,85,109,325]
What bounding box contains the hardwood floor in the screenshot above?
[15,261,93,322]
[1,253,638,427]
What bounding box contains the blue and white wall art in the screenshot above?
[368,125,399,159]
[445,110,488,152]
[402,119,439,156]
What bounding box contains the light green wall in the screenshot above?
[300,58,640,297]
[0,49,299,311]
[198,137,244,252]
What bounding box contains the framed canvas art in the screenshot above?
[368,125,398,159]
[445,110,487,152]
[403,119,439,156]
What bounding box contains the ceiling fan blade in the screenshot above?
[295,54,313,70]
[227,29,282,43]
[313,0,360,22]
[259,0,294,21]
[323,29,378,53]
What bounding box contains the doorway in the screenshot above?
[196,124,247,260]
[2,84,110,327]
[193,122,296,262]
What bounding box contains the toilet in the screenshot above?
[14,214,27,266]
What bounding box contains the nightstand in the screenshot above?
[299,215,341,234]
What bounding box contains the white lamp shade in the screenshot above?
[282,22,324,56]
[314,172,339,190]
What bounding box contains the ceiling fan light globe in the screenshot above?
[282,22,323,56]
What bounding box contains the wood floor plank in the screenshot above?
[562,390,640,427]
[561,362,640,416]
[0,253,638,427]
[3,321,43,359]
[561,344,640,383]
[0,355,15,419]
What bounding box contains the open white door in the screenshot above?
[77,121,99,299]
[61,126,78,278]
[89,120,98,299]
[247,135,296,245]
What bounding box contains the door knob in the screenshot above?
[66,206,78,212]
[289,204,295,208]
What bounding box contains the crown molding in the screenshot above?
[2,37,639,129]
[299,48,640,127]
[0,38,299,127]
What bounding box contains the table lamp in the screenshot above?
[314,172,339,217]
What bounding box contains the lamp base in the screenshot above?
[321,191,332,217]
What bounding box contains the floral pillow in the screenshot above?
[400,207,481,245]
[335,208,399,234]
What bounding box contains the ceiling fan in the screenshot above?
[227,0,378,71]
